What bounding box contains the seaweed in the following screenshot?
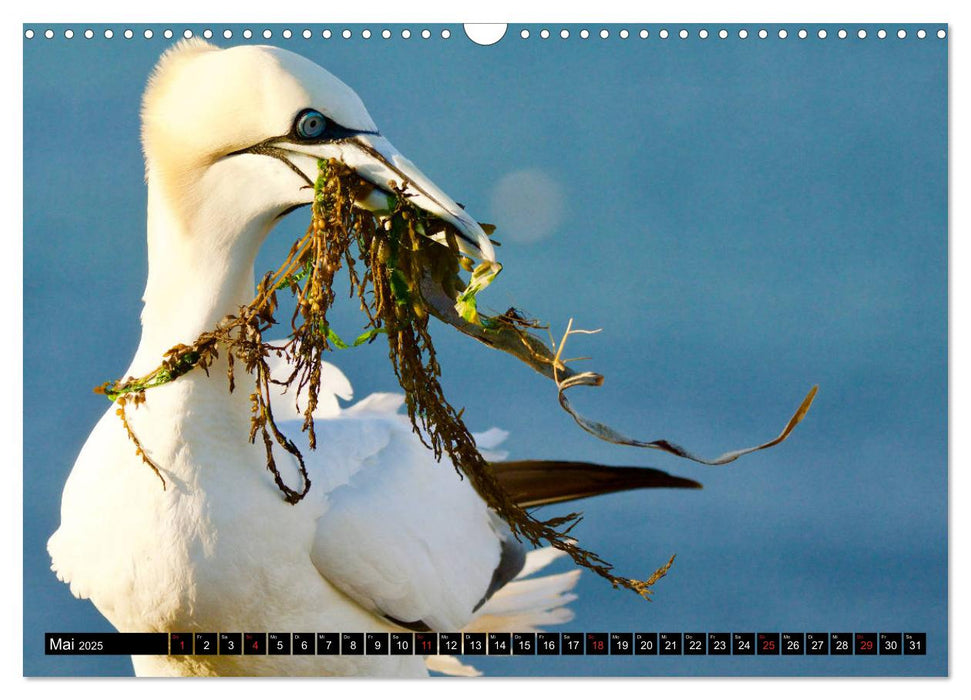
[96,158,816,599]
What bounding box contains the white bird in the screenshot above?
[47,40,701,677]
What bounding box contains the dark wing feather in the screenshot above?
[490,460,702,508]
[457,460,699,619]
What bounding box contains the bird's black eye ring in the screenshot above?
[294,109,327,140]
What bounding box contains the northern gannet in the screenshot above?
[47,39,702,677]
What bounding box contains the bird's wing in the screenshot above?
[264,351,517,631]
[490,459,702,507]
[301,412,514,632]
[264,354,697,632]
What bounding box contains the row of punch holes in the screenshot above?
[24,26,948,42]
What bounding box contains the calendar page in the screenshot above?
[23,20,947,678]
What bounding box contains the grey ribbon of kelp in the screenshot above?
[419,269,818,465]
[556,371,818,465]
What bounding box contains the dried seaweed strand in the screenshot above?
[114,395,166,490]
[358,181,672,598]
[96,157,791,599]
[95,160,370,503]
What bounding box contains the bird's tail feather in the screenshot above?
[424,654,482,677]
[427,547,579,676]
[466,570,580,622]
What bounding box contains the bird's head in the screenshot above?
[141,39,494,262]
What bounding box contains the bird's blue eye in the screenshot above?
[295,109,327,139]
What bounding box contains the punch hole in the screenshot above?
[581,29,591,39]
[600,29,609,39]
[183,29,193,39]
[464,24,507,46]
[124,29,133,39]
[263,29,273,39]
[520,29,529,39]
[718,29,728,39]
[620,29,629,39]
[203,29,213,39]
[937,29,946,39]
[858,29,867,39]
[401,29,411,39]
[560,29,569,39]
[303,29,312,39]
[84,29,93,39]
[323,29,332,39]
[441,29,451,39]
[818,29,827,39]
[162,29,172,39]
[659,29,669,39]
[382,29,391,39]
[44,29,53,39]
[24,29,33,39]
[421,29,430,39]
[897,29,907,39]
[778,29,788,39]
[838,29,847,39]
[282,29,292,39]
[242,29,252,39]
[223,29,232,39]
[758,29,768,39]
[639,29,648,39]
[143,29,153,39]
[342,29,352,39]
[540,29,550,39]
[878,29,887,39]
[917,29,926,39]
[64,29,74,39]
[679,29,688,39]
[364,29,373,40]
[104,29,113,38]
[739,29,748,39]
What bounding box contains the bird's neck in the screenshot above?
[128,184,269,379]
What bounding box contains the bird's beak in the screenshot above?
[280,134,496,263]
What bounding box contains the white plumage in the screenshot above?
[47,40,578,677]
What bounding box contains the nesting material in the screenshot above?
[97,159,816,598]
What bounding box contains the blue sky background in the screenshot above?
[23,24,947,677]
